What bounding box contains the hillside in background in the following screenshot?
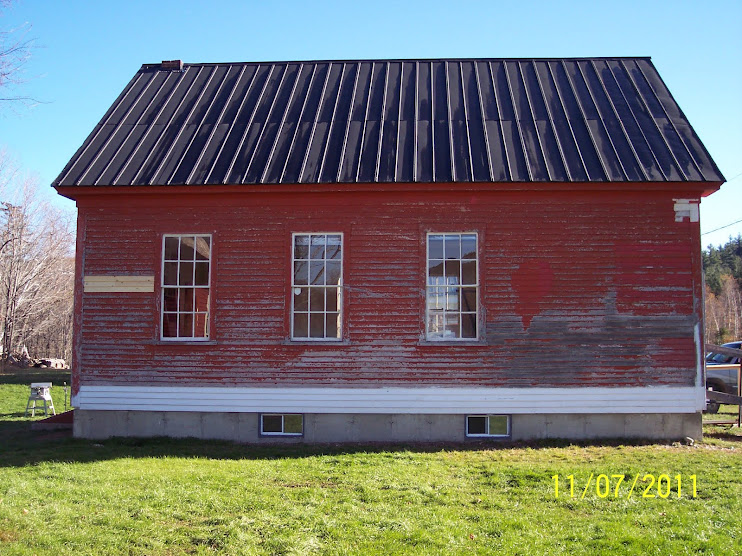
[703,235,742,344]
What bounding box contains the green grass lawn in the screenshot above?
[1,369,740,555]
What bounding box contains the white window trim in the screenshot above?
[260,413,304,436]
[290,232,343,341]
[425,232,479,341]
[466,414,511,437]
[160,234,212,342]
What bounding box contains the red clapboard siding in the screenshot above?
[72,186,703,391]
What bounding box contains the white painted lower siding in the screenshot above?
[73,385,704,414]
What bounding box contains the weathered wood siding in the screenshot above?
[72,185,703,392]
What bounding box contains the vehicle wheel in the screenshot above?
[704,384,723,414]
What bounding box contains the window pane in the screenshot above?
[194,313,209,337]
[445,313,460,337]
[284,414,303,434]
[309,287,325,311]
[489,415,508,436]
[179,288,194,311]
[461,288,477,312]
[309,261,325,285]
[163,262,178,285]
[428,310,444,336]
[462,313,477,338]
[262,415,282,433]
[293,313,308,337]
[327,235,342,259]
[310,235,326,259]
[195,262,209,286]
[309,313,325,338]
[294,261,308,285]
[163,288,178,312]
[326,261,341,285]
[162,313,178,337]
[444,260,460,282]
[428,287,443,310]
[461,234,477,259]
[180,237,195,260]
[326,313,339,338]
[467,416,486,435]
[428,235,444,259]
[164,237,179,260]
[294,235,309,259]
[194,289,209,312]
[179,261,194,286]
[195,237,210,260]
[293,287,308,311]
[444,235,460,259]
[428,259,444,283]
[461,260,476,285]
[446,287,459,310]
[326,287,338,311]
[178,313,193,337]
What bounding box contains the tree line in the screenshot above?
[703,235,742,345]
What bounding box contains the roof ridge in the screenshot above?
[140,56,654,70]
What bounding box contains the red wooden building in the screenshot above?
[55,58,724,441]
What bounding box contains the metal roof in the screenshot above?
[54,57,724,187]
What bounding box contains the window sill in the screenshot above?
[418,339,487,346]
[151,340,218,346]
[283,339,350,346]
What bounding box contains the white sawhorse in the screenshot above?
[25,382,55,417]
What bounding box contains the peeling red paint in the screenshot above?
[512,260,554,329]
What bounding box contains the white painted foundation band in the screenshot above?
[72,385,704,414]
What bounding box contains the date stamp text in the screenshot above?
[552,474,697,499]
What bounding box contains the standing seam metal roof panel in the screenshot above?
[53,58,725,187]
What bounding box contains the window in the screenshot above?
[426,233,478,340]
[466,415,510,437]
[261,414,303,436]
[291,233,342,340]
[161,235,211,340]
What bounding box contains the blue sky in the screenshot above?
[1,0,740,248]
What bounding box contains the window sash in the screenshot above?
[291,233,343,341]
[260,414,304,436]
[161,234,211,341]
[466,415,510,437]
[426,232,478,341]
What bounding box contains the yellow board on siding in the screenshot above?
[84,275,155,293]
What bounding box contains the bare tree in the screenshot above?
[0,0,35,105]
[0,160,75,362]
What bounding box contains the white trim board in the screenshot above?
[73,385,703,414]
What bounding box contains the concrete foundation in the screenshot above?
[73,410,702,443]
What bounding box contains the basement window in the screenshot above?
[427,233,478,340]
[466,415,510,437]
[291,233,343,340]
[161,235,211,340]
[260,414,304,436]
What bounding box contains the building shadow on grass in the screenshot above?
[0,421,724,468]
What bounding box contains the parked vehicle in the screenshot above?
[705,341,741,413]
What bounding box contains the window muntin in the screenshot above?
[260,414,304,436]
[466,415,510,437]
[292,233,342,340]
[161,235,211,340]
[426,233,478,340]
